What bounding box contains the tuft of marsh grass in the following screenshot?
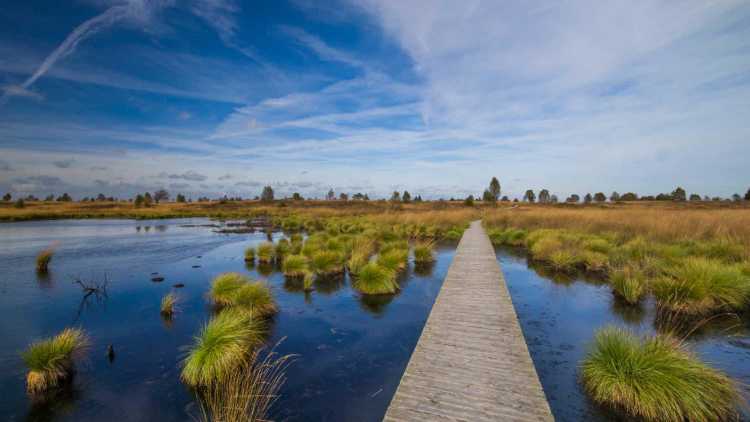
[352,263,398,295]
[181,309,264,387]
[36,248,54,273]
[282,254,308,277]
[581,327,740,422]
[274,238,291,261]
[244,247,255,263]
[22,328,89,394]
[652,257,750,316]
[413,242,435,264]
[161,292,178,317]
[231,282,277,317]
[256,242,275,264]
[210,273,247,306]
[377,248,409,273]
[610,266,647,305]
[347,251,370,275]
[198,344,293,422]
[310,250,343,276]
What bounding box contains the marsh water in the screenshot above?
[2,220,749,422]
[497,247,750,422]
[0,219,455,421]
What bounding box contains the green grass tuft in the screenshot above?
[377,248,409,272]
[230,282,277,317]
[352,263,398,295]
[413,242,435,264]
[256,242,275,263]
[244,247,255,262]
[310,250,343,275]
[22,328,89,394]
[611,266,647,305]
[582,327,740,422]
[652,257,750,316]
[282,254,308,277]
[210,273,247,306]
[181,309,264,387]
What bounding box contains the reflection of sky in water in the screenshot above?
[498,247,750,422]
[0,219,454,422]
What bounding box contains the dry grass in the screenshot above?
[198,345,294,422]
[483,204,750,255]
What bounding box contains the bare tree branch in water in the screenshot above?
[71,274,109,323]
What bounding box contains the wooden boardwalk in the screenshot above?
[383,221,553,422]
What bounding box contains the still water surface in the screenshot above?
[498,247,750,422]
[0,219,454,421]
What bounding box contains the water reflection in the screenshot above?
[413,261,435,277]
[25,384,80,422]
[257,263,274,277]
[314,274,346,295]
[609,296,647,324]
[358,293,396,316]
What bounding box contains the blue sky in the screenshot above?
[1,0,749,200]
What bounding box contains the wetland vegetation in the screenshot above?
[2,192,749,421]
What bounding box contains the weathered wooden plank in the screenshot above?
[383,220,553,422]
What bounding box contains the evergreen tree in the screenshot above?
[584,193,593,203]
[2,192,10,201]
[464,195,475,206]
[390,191,401,202]
[594,192,606,202]
[402,191,411,203]
[327,189,335,201]
[610,192,620,202]
[176,193,186,203]
[523,189,536,203]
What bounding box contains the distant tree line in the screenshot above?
[4,184,750,206]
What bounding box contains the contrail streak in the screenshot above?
[1,1,151,103]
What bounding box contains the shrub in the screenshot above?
[444,228,462,241]
[36,248,54,273]
[244,247,255,262]
[353,263,398,295]
[181,309,264,387]
[582,327,739,422]
[22,328,89,394]
[529,236,563,261]
[210,273,247,306]
[282,254,308,277]
[652,258,750,316]
[256,242,275,263]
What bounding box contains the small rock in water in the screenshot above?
[173,283,185,288]
[151,276,165,282]
[196,256,202,259]
[192,265,201,268]
[107,344,115,362]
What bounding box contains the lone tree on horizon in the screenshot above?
[488,177,501,202]
[594,192,606,203]
[745,188,750,201]
[260,185,274,202]
[523,189,535,203]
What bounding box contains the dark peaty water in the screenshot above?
[0,219,454,422]
[497,247,750,422]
